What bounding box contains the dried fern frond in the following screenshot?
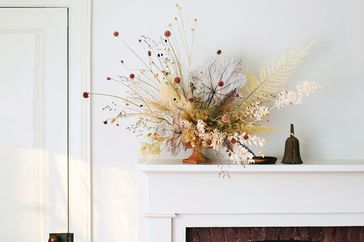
[239,42,314,103]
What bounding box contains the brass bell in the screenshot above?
[281,124,303,164]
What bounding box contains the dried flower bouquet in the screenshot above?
[84,5,319,165]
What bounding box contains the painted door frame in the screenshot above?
[0,1,91,242]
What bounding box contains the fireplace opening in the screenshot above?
[252,241,312,242]
[251,241,312,242]
[186,227,364,242]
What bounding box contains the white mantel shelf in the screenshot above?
[138,159,364,173]
[137,159,364,242]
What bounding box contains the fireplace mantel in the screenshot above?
[138,159,364,173]
[137,159,364,242]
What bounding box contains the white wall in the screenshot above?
[92,0,364,241]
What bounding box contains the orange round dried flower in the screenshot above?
[164,30,171,38]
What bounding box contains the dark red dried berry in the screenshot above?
[113,31,119,37]
[244,134,249,140]
[218,81,224,87]
[164,30,171,38]
[217,49,222,55]
[106,77,111,80]
[148,50,152,56]
[129,73,135,79]
[230,138,237,144]
[83,92,89,98]
[206,139,212,146]
[174,76,181,84]
[188,97,195,103]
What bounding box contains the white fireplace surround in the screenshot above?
[137,159,364,242]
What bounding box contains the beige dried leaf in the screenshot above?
[147,100,169,111]
[240,123,273,134]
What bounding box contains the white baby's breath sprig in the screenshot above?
[275,81,320,109]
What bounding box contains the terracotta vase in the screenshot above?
[183,144,211,164]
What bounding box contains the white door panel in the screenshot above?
[0,8,68,241]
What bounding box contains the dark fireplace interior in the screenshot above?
[186,227,364,242]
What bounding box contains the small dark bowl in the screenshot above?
[252,156,277,165]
